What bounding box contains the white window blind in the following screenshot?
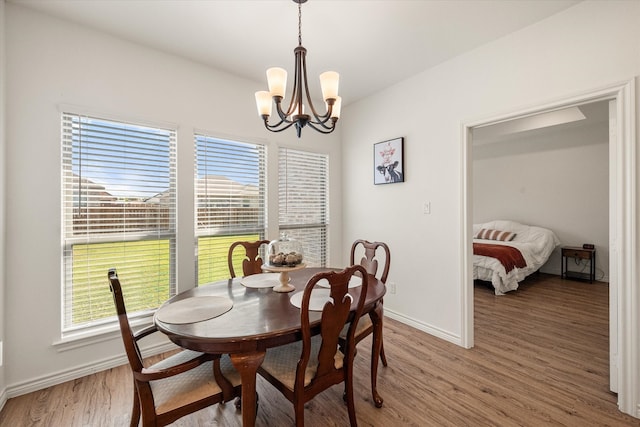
[278,148,329,267]
[195,134,266,284]
[62,113,176,332]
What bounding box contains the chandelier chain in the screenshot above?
[298,1,302,47]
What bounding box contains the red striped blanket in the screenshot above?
[473,243,526,273]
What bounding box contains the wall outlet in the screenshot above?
[389,282,397,294]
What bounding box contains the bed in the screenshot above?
[473,220,561,295]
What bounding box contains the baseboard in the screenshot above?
[385,308,462,346]
[540,267,609,283]
[0,387,7,414]
[5,341,177,399]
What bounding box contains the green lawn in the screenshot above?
[197,234,261,285]
[69,234,260,327]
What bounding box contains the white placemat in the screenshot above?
[156,296,233,324]
[241,273,281,288]
[316,276,362,289]
[290,288,333,311]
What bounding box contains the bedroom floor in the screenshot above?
[2,273,638,426]
[472,272,633,426]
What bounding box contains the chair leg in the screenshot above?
[374,300,388,368]
[345,362,358,426]
[380,340,388,367]
[129,385,140,427]
[370,304,385,408]
[369,349,383,408]
[294,398,305,427]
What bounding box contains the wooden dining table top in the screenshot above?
[154,267,386,354]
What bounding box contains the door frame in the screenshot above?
[460,79,637,416]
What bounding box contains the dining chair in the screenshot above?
[257,265,369,427]
[227,239,270,278]
[108,268,242,427]
[342,239,390,408]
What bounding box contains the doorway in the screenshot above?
[460,80,637,416]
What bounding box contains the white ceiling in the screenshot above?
[10,0,581,105]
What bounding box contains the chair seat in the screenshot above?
[260,336,344,391]
[149,350,241,414]
[340,316,373,341]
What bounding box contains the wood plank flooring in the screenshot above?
[1,273,639,426]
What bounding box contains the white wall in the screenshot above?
[342,0,639,344]
[4,4,342,392]
[473,121,609,280]
[0,0,7,404]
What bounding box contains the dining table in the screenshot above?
[154,266,386,427]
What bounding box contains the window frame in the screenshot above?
[194,133,268,285]
[61,111,178,337]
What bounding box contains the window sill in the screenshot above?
[53,315,154,352]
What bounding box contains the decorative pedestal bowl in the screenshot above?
[262,263,306,293]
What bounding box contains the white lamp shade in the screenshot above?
[255,91,273,116]
[319,71,339,101]
[329,96,341,119]
[267,67,287,98]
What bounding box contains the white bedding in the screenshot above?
[473,220,560,295]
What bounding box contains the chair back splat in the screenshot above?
[228,240,270,278]
[350,239,390,284]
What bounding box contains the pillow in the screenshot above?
[475,228,517,241]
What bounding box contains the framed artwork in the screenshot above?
[374,137,404,185]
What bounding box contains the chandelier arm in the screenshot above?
[262,115,296,132]
[306,120,336,134]
[290,47,306,118]
[264,116,291,129]
[308,118,336,130]
[263,117,296,132]
[299,49,331,121]
[307,116,337,130]
[274,98,294,123]
[263,102,296,129]
[306,101,336,130]
[307,102,336,127]
[299,51,337,130]
[304,99,334,125]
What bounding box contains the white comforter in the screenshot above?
[473,220,560,295]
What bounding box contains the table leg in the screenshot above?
[231,350,266,427]
[370,302,384,408]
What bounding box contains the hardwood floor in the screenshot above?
[1,273,639,426]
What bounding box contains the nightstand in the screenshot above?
[561,246,596,283]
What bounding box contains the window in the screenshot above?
[195,135,266,284]
[62,113,176,333]
[278,148,329,267]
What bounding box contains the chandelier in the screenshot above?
[255,0,341,138]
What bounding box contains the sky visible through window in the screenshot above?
[72,117,258,199]
[195,135,261,186]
